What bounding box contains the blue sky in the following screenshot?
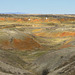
[0,0,75,14]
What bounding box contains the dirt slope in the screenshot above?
[31,47,75,75]
[0,29,41,50]
[0,49,34,75]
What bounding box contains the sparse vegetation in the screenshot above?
[0,14,75,75]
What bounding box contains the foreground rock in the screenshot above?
[31,47,75,75]
[0,49,27,69]
[0,61,33,75]
[0,49,34,75]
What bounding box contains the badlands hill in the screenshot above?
[0,29,41,50]
[31,47,75,75]
[0,14,74,75]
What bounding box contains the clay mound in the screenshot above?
[0,29,41,50]
[31,47,75,75]
[34,31,75,38]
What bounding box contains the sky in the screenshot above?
[0,0,75,14]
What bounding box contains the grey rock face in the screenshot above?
[31,47,75,75]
